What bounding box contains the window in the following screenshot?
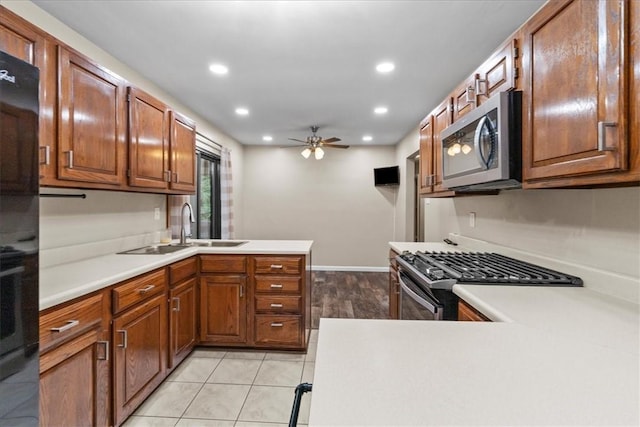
[190,150,221,239]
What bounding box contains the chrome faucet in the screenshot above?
[180,202,194,245]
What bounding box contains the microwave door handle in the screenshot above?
[399,274,441,317]
[473,116,491,170]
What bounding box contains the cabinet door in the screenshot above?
[432,98,455,194]
[40,328,110,427]
[170,111,196,193]
[418,116,434,195]
[128,86,170,189]
[200,275,247,345]
[169,277,197,369]
[452,74,478,122]
[477,39,518,104]
[0,7,56,184]
[521,0,629,182]
[58,46,126,185]
[113,293,167,425]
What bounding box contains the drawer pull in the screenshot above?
[270,303,284,308]
[97,340,109,361]
[270,284,283,289]
[50,320,79,333]
[271,323,284,327]
[172,297,180,312]
[117,330,127,349]
[270,264,284,269]
[137,285,155,294]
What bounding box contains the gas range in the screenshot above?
[396,250,583,291]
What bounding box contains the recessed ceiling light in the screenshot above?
[374,106,388,115]
[209,63,229,75]
[376,62,395,73]
[362,135,373,142]
[235,107,249,116]
[262,135,273,142]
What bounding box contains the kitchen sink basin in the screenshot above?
[180,240,248,247]
[117,245,189,255]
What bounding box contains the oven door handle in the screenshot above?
[399,273,443,319]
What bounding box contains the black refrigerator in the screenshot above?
[0,50,40,426]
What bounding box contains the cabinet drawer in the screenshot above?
[169,256,197,285]
[255,295,302,314]
[254,315,302,346]
[255,276,301,294]
[40,293,104,353]
[200,255,247,273]
[112,268,166,314]
[254,256,302,275]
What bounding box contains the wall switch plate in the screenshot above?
[154,208,160,220]
[469,212,476,228]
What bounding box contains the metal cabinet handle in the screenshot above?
[40,146,51,165]
[66,150,74,169]
[164,170,171,182]
[270,284,283,289]
[270,264,284,269]
[465,85,476,104]
[117,330,127,348]
[173,172,179,183]
[475,78,487,96]
[270,303,283,308]
[271,323,284,327]
[97,340,109,361]
[50,319,79,333]
[172,297,180,312]
[137,284,155,294]
[597,121,617,152]
[239,285,244,298]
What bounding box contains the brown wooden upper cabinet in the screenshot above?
[0,7,57,184]
[418,115,434,195]
[521,0,635,187]
[476,39,519,104]
[127,87,171,189]
[128,87,196,193]
[419,98,455,197]
[58,46,127,186]
[452,74,479,122]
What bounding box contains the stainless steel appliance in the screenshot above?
[0,50,39,426]
[396,251,583,321]
[440,91,522,191]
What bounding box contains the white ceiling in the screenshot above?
[33,0,545,147]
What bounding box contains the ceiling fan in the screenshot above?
[286,126,350,160]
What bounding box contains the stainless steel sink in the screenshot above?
[179,240,248,248]
[117,245,189,255]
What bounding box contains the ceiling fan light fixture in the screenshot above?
[301,148,312,159]
[314,147,324,160]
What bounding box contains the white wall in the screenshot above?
[242,146,397,267]
[3,0,245,247]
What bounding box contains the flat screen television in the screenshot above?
[374,166,400,186]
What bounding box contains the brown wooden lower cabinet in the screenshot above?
[254,315,302,347]
[458,299,490,322]
[112,293,167,425]
[39,327,109,427]
[199,274,248,345]
[169,276,197,369]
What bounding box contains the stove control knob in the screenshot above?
[426,268,444,279]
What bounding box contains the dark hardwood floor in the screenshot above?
[311,270,389,328]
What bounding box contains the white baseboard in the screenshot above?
[312,265,388,273]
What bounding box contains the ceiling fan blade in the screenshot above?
[322,137,341,143]
[287,138,307,143]
[279,144,308,148]
[320,143,350,149]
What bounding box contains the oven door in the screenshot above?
[398,272,443,321]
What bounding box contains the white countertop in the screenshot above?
[40,239,312,310]
[309,318,639,426]
[309,241,639,426]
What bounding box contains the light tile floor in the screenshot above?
[123,330,318,427]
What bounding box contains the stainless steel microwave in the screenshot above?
[440,91,522,191]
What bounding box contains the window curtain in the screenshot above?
[220,147,235,239]
[169,195,190,239]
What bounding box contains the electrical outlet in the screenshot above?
[154,208,160,220]
[469,212,476,228]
